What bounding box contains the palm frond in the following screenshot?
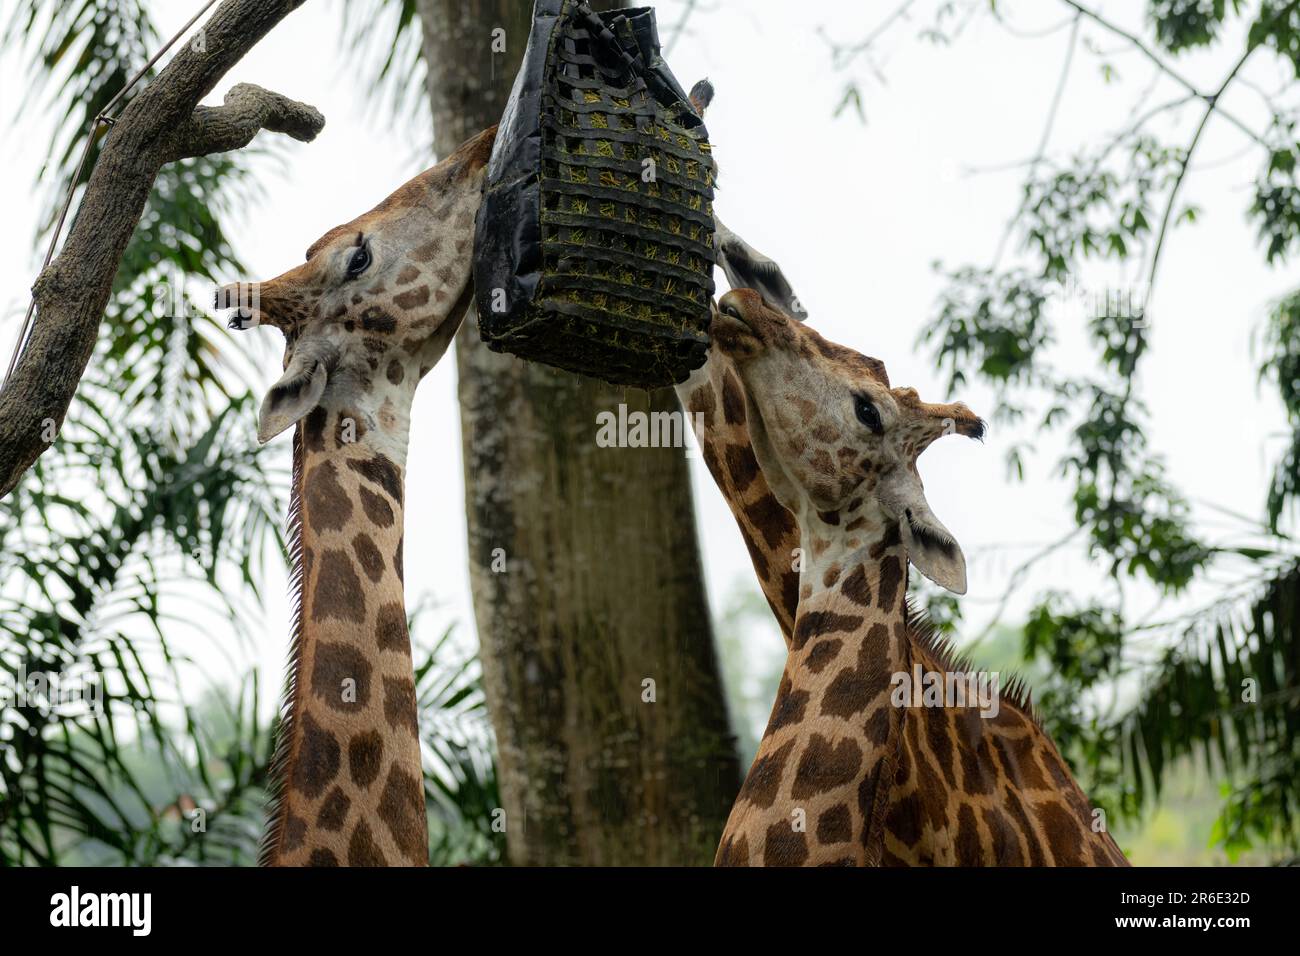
[412,620,503,866]
[3,0,157,235]
[1120,563,1300,855]
[335,0,428,127]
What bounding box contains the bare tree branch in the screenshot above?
[663,0,705,55]
[0,0,322,500]
[1142,0,1300,307]
[992,13,1082,268]
[165,82,324,161]
[827,0,919,67]
[1142,51,1253,312]
[1058,0,1266,146]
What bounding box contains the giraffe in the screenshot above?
[214,126,497,867]
[675,77,805,645]
[676,79,1123,865]
[677,349,801,642]
[702,288,1130,866]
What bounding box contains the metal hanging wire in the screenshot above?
[3,0,223,387]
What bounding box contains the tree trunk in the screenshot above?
[416,0,740,865]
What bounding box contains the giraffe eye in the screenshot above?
[720,300,743,320]
[854,393,882,434]
[346,241,372,279]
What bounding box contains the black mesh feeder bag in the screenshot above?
[473,0,717,389]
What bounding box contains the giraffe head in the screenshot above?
[711,288,984,594]
[215,128,495,450]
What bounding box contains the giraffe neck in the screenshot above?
[717,515,1130,866]
[679,359,800,644]
[261,394,426,867]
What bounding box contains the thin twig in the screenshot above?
[663,0,701,55]
[993,13,1082,268]
[827,0,919,67]
[989,6,1078,40]
[1057,0,1266,146]
[1193,496,1294,540]
[969,526,1086,645]
[1139,0,1300,308]
[1142,35,1271,312]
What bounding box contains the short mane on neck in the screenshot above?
[714,512,1128,866]
[261,407,426,867]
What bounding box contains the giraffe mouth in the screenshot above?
[710,308,760,353]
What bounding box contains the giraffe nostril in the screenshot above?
[228,309,257,331]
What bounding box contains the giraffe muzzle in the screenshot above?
[214,283,262,329]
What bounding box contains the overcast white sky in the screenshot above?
[2,0,1295,717]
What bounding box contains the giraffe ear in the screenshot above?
[258,353,328,444]
[879,471,968,594]
[714,213,808,321]
[899,502,968,595]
